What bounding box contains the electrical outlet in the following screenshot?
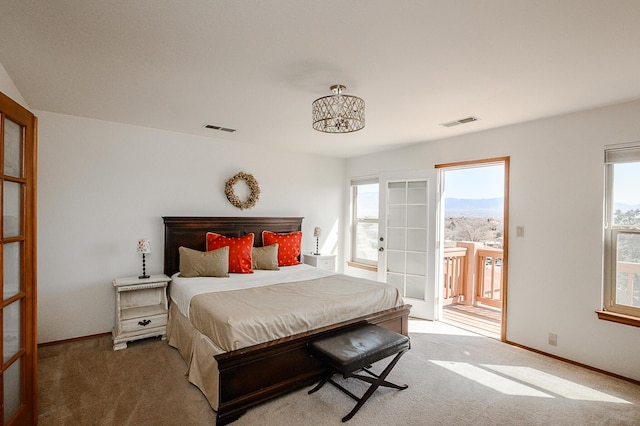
[548,333,557,346]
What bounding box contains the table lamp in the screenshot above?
[313,227,321,255]
[137,238,151,279]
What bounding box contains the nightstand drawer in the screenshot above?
[316,258,335,270]
[121,313,167,333]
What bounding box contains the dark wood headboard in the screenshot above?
[163,216,304,276]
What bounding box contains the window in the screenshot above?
[351,179,379,266]
[603,145,640,322]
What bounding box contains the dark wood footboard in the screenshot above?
[214,304,411,425]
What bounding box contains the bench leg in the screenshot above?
[341,349,408,422]
[308,373,332,395]
[354,366,409,390]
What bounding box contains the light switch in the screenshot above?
[516,226,525,237]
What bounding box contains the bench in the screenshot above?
[308,324,410,422]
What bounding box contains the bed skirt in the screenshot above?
[167,302,223,411]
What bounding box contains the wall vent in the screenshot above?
[204,124,236,133]
[440,116,479,128]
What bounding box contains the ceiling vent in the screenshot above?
[440,116,479,128]
[204,124,236,133]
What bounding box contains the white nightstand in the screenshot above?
[112,274,171,350]
[303,254,336,272]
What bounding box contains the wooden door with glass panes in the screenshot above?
[0,91,37,426]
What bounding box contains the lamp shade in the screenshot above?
[137,239,151,254]
[313,227,322,237]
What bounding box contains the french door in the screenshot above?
[0,92,37,426]
[378,170,442,320]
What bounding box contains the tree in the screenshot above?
[445,216,503,246]
[614,209,640,227]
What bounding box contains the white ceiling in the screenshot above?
[2,1,640,158]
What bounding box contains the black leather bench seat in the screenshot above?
[308,324,410,422]
[310,324,410,375]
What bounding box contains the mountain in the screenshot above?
[614,202,640,212]
[445,197,504,218]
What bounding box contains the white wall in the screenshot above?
[0,62,28,108]
[35,111,345,343]
[346,100,640,381]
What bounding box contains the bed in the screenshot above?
[163,216,411,425]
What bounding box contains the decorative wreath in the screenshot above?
[225,172,260,210]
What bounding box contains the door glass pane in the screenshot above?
[4,357,22,424]
[387,182,406,204]
[406,275,426,299]
[387,251,405,273]
[407,229,427,251]
[3,118,23,178]
[386,273,404,294]
[387,228,405,250]
[3,181,22,238]
[406,252,427,275]
[388,206,406,227]
[4,300,22,362]
[407,180,426,204]
[615,233,640,308]
[4,242,21,299]
[407,205,427,228]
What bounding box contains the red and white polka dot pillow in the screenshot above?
[262,231,302,266]
[206,232,254,273]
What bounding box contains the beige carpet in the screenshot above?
[38,320,640,425]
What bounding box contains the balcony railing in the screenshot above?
[443,247,467,303]
[443,243,503,309]
[616,261,640,307]
[476,248,503,308]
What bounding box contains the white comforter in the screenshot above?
[170,264,404,352]
[170,263,333,318]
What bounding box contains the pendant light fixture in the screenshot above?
[312,84,365,133]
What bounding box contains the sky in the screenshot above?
[442,162,640,205]
[443,165,504,199]
[614,163,640,205]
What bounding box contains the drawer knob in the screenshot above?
[138,319,151,327]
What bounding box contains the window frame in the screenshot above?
[350,179,379,267]
[602,145,640,321]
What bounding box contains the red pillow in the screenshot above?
[206,232,254,273]
[262,231,302,266]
